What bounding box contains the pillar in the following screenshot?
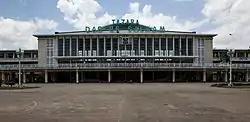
[140,69,143,83]
[225,71,228,82]
[23,72,26,83]
[45,70,48,83]
[108,70,111,83]
[203,70,206,82]
[1,72,4,81]
[81,72,84,82]
[172,69,175,82]
[51,72,56,82]
[76,70,79,83]
[246,70,249,82]
[31,72,34,83]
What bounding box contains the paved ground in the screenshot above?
[0,83,250,122]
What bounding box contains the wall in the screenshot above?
[38,38,47,67]
[204,38,213,63]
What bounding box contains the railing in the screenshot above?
[213,57,250,61]
[0,63,249,70]
[0,58,38,62]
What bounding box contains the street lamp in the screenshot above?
[227,49,235,87]
[120,36,131,82]
[16,48,24,87]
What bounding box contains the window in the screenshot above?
[181,37,186,56]
[147,38,152,56]
[58,38,63,56]
[71,38,77,56]
[161,38,166,50]
[64,38,70,56]
[133,38,139,56]
[99,38,104,56]
[140,37,145,56]
[174,38,180,56]
[85,38,90,51]
[112,38,118,56]
[0,53,4,58]
[188,38,193,56]
[78,38,83,51]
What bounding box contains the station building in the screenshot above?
[0,19,249,83]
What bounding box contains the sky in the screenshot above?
[0,0,249,49]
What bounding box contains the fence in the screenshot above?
[0,63,249,70]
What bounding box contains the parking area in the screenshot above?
[0,83,250,122]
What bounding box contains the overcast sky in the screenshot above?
[0,0,249,49]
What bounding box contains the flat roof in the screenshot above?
[33,31,217,38]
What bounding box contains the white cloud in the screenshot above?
[174,0,194,2]
[57,0,206,31]
[122,2,207,31]
[57,0,115,28]
[57,0,250,49]
[0,17,58,50]
[202,0,250,49]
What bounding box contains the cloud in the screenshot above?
[202,0,250,49]
[0,17,58,50]
[174,0,194,2]
[57,0,250,49]
[57,0,115,28]
[57,0,206,31]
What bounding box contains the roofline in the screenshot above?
[33,33,217,38]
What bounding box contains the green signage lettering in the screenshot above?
[160,26,165,31]
[85,19,166,33]
[85,27,90,32]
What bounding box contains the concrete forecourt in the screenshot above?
[0,83,250,122]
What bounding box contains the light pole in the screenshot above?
[16,48,24,87]
[120,36,131,82]
[227,49,235,87]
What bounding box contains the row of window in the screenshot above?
[213,52,250,58]
[57,38,194,56]
[0,53,37,59]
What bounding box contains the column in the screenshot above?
[179,36,181,56]
[117,37,120,56]
[225,71,228,82]
[159,37,161,51]
[51,72,55,82]
[139,37,141,56]
[203,70,206,82]
[131,37,134,52]
[111,37,113,56]
[97,37,99,56]
[1,72,4,81]
[165,37,168,56]
[104,37,106,56]
[90,37,92,56]
[140,69,143,83]
[81,72,84,82]
[246,70,249,82]
[108,69,111,83]
[76,70,79,83]
[172,69,175,82]
[145,37,147,56]
[152,37,154,56]
[70,37,72,56]
[83,37,85,56]
[45,70,48,83]
[31,72,34,83]
[76,37,79,56]
[23,72,26,83]
[186,37,188,56]
[63,37,65,56]
[173,37,175,56]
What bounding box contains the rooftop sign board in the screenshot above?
[85,19,166,33]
